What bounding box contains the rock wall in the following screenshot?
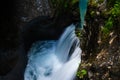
[0,0,52,80]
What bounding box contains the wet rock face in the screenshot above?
[0,50,18,75]
[0,0,74,79]
[0,0,46,79]
[0,0,19,76]
[22,16,68,52]
[0,46,27,80]
[0,0,19,49]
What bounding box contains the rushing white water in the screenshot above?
[24,24,81,80]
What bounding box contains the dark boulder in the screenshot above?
[22,16,71,52]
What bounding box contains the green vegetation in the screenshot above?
[101,0,120,39]
[102,17,113,37]
[50,0,120,79]
[80,0,120,79]
[77,69,87,79]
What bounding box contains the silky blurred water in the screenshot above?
[79,0,88,29]
[24,24,81,80]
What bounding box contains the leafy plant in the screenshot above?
[102,17,113,34]
[102,0,120,36]
[77,69,87,79]
[109,1,120,17]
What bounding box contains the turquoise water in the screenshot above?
[79,0,88,29]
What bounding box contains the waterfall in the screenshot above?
[55,24,80,63]
[79,0,88,29]
[24,24,81,80]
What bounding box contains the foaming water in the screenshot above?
[24,24,81,80]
